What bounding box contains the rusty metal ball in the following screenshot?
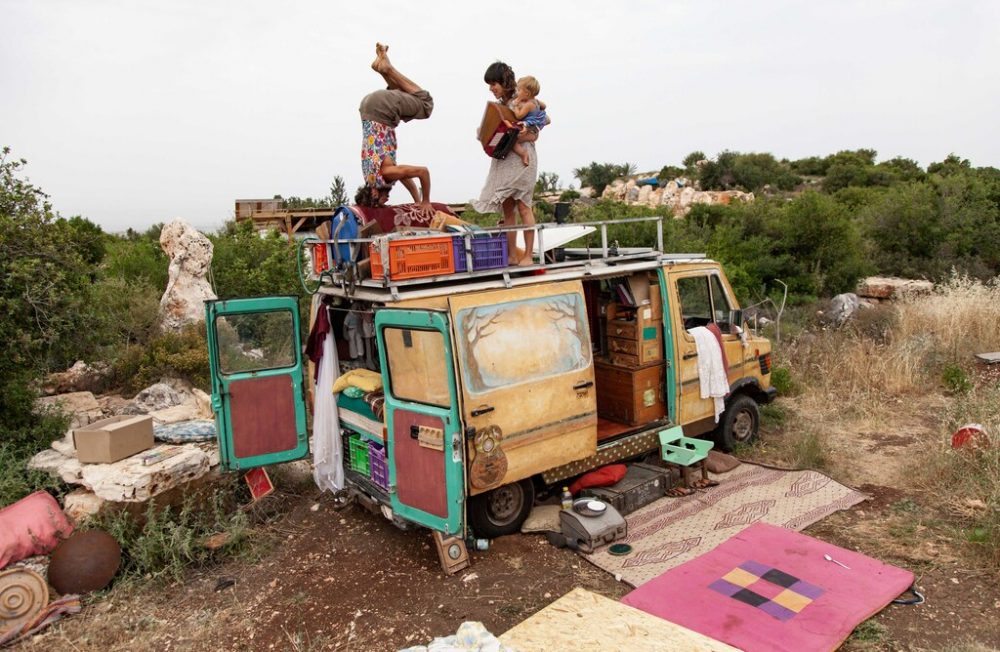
[47,529,121,595]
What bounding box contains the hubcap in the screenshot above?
[487,484,523,525]
[733,409,755,441]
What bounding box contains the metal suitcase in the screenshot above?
[580,462,670,516]
[559,503,627,553]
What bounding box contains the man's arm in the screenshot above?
[381,161,432,211]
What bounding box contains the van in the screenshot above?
[204,218,775,556]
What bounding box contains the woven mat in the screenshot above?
[587,464,867,587]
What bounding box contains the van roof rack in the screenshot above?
[306,215,708,301]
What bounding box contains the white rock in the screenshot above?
[63,489,108,522]
[149,403,206,425]
[80,445,212,502]
[857,276,934,300]
[51,431,76,456]
[158,219,217,332]
[35,392,103,428]
[28,448,84,484]
[649,187,663,208]
[830,293,861,325]
[637,185,652,205]
[124,382,184,414]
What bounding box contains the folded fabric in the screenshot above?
[331,368,383,394]
[0,594,82,647]
[153,420,216,443]
[689,326,729,423]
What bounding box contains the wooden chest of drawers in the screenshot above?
[595,359,666,426]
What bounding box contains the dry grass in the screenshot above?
[771,275,1000,561]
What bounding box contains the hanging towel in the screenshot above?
[313,313,344,492]
[689,326,729,423]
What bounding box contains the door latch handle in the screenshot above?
[470,405,495,417]
[410,425,420,439]
[683,352,698,360]
[573,380,594,390]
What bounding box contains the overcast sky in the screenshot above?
[3,0,998,233]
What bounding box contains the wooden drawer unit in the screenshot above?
[595,360,666,426]
[608,333,662,366]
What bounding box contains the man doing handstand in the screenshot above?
[356,43,434,212]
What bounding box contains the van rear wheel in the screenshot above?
[714,394,760,452]
[468,479,535,539]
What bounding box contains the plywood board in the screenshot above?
[499,588,738,652]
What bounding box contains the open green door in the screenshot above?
[205,296,308,471]
[375,309,465,536]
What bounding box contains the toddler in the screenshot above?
[509,76,548,166]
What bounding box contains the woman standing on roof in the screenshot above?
[473,61,546,266]
[355,43,434,214]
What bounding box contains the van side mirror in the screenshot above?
[725,309,743,334]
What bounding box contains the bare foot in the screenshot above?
[517,256,533,267]
[519,151,530,166]
[371,42,391,73]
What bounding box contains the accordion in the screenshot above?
[478,101,519,160]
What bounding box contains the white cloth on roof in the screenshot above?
[689,326,729,423]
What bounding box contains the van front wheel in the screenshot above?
[714,394,760,452]
[468,479,535,539]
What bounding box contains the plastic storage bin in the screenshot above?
[369,234,455,280]
[347,433,371,475]
[452,234,508,272]
[368,441,389,489]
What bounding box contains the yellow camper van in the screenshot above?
[205,217,775,550]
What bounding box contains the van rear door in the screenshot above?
[448,280,597,493]
[205,297,309,471]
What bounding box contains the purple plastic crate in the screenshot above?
[452,234,508,272]
[368,440,389,489]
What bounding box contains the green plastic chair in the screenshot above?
[658,426,716,494]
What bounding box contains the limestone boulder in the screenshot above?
[41,361,110,396]
[857,276,934,300]
[637,185,652,205]
[123,382,184,414]
[829,293,862,325]
[63,489,108,522]
[35,391,103,428]
[649,188,663,208]
[158,219,217,331]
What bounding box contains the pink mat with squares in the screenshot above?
[621,522,914,652]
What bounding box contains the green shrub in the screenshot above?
[111,324,210,394]
[94,483,256,583]
[942,364,972,394]
[769,367,796,395]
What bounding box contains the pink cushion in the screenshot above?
[0,491,74,569]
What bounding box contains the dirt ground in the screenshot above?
[12,394,1000,651]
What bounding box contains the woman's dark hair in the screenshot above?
[355,184,378,207]
[484,61,516,102]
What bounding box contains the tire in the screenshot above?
[713,394,760,452]
[468,479,535,538]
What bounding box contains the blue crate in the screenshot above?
[452,234,508,272]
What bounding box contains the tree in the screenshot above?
[329,175,348,206]
[572,162,638,196]
[682,151,706,171]
[535,171,560,194]
[0,147,95,450]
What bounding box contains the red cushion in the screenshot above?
[568,464,627,496]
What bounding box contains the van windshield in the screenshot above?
[455,292,591,394]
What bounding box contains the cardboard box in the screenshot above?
[74,415,154,464]
[478,102,518,156]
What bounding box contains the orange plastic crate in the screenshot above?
[369,235,455,280]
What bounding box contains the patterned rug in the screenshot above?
[586,463,867,587]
